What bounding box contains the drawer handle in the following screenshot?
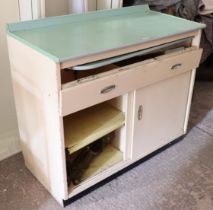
[100,85,116,94]
[171,63,182,70]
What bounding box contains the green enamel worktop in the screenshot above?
[7,5,205,63]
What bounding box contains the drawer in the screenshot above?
[60,47,202,116]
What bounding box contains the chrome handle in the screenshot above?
[100,85,116,94]
[138,105,143,120]
[171,63,182,70]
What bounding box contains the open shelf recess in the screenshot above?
[69,144,123,192]
[64,103,125,154]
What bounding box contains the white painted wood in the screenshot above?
[68,0,121,13]
[60,47,202,116]
[18,0,33,20]
[112,0,123,8]
[32,0,40,19]
[132,71,192,159]
[119,0,123,7]
[19,0,44,20]
[32,0,45,19]
[7,36,68,204]
[108,95,128,155]
[40,0,46,17]
[126,91,136,160]
[69,0,86,13]
[97,0,112,10]
[183,30,202,133]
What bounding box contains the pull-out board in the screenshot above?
[7,5,205,67]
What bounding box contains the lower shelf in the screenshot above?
[69,144,123,192]
[64,136,185,207]
[64,103,125,154]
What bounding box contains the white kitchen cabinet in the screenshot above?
[7,5,204,207]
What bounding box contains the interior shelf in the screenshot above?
[64,103,125,154]
[69,144,123,192]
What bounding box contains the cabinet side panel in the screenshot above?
[184,30,202,132]
[7,36,67,203]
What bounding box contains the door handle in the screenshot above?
[138,105,143,120]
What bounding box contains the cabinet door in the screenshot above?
[132,71,191,160]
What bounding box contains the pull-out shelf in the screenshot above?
[64,103,125,154]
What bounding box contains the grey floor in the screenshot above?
[0,81,213,210]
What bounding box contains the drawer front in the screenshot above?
[60,47,202,116]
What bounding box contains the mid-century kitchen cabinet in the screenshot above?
[6,5,204,206]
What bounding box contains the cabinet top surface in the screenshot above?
[7,5,204,63]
